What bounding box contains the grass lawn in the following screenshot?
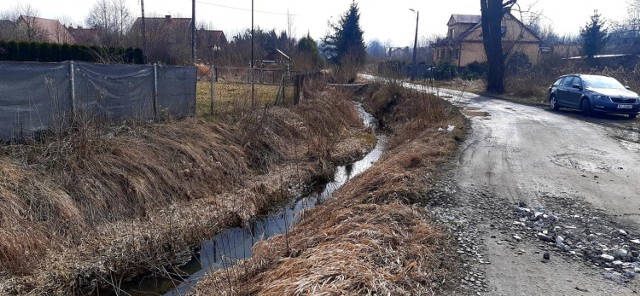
[196,81,295,117]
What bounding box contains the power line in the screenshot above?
[194,0,298,16]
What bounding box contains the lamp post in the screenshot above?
[409,9,419,81]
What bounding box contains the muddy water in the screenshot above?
[121,104,384,296]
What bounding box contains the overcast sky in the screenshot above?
[0,0,631,46]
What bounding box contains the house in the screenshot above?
[130,15,226,64]
[16,15,74,44]
[0,20,16,40]
[197,28,227,52]
[67,27,101,46]
[432,13,541,67]
[388,47,411,60]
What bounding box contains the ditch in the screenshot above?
[115,104,384,296]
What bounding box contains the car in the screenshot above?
[548,74,640,119]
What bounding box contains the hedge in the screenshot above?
[0,41,146,64]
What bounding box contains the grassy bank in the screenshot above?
[189,81,467,295]
[0,80,374,294]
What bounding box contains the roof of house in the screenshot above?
[437,12,540,45]
[18,15,75,44]
[448,14,482,26]
[0,20,14,27]
[131,15,193,32]
[197,29,227,46]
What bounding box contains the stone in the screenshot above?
[543,252,551,260]
[601,254,615,262]
[537,233,553,242]
[615,249,628,260]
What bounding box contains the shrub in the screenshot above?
[433,59,457,80]
[461,61,487,80]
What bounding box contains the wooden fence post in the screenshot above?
[293,74,304,105]
[153,63,158,121]
[210,64,215,115]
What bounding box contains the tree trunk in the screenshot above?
[481,0,507,94]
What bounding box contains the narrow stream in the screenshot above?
[121,104,383,296]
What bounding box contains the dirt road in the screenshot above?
[417,85,640,295]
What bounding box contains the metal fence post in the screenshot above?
[210,64,215,115]
[153,63,158,121]
[69,60,76,122]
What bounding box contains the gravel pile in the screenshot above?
[424,168,640,293]
[512,193,640,282]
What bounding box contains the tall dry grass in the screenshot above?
[0,78,366,294]
[190,82,466,295]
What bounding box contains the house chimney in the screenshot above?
[165,15,172,23]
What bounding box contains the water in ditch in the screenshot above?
[121,103,383,296]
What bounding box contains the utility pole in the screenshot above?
[410,9,419,81]
[251,0,255,106]
[192,0,196,64]
[140,0,146,52]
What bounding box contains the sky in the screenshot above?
[0,0,631,47]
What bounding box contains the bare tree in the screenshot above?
[86,0,133,46]
[113,0,132,38]
[13,3,43,42]
[52,15,75,44]
[480,0,517,94]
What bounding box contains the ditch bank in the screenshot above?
[0,85,375,295]
[188,81,468,295]
[119,104,384,295]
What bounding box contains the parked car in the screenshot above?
[548,74,640,118]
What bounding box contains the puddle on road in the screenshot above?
[549,153,612,174]
[118,104,385,296]
[462,110,490,117]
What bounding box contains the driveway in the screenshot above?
[413,84,640,295]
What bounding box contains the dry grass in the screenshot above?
[495,59,640,108]
[190,82,466,295]
[0,80,368,294]
[196,81,295,117]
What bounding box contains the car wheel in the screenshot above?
[581,99,592,117]
[630,113,638,119]
[549,95,559,111]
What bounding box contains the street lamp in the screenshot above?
[409,8,419,81]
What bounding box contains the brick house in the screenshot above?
[16,15,75,44]
[432,13,541,67]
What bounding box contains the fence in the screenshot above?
[0,61,196,141]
